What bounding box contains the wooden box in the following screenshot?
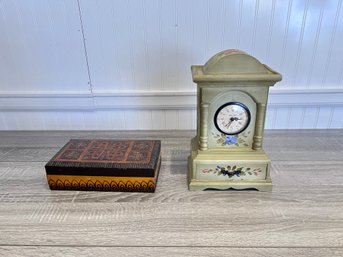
[45,139,161,193]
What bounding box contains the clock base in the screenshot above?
[188,177,272,191]
[188,137,273,191]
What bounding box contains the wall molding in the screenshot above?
[0,89,342,111]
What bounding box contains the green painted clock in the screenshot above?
[188,49,282,191]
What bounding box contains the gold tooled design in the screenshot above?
[47,175,156,192]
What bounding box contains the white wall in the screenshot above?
[0,0,342,130]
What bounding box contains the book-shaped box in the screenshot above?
[45,139,161,193]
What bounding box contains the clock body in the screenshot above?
[188,50,282,191]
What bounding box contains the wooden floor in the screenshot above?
[0,130,343,257]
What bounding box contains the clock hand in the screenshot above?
[225,117,239,128]
[225,120,233,128]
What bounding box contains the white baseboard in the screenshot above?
[0,89,342,110]
[0,89,342,130]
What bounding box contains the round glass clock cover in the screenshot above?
[214,102,251,135]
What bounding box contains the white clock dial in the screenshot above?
[214,102,251,135]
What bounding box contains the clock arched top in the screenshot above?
[191,49,282,84]
[203,49,268,74]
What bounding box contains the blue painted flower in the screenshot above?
[225,136,237,145]
[233,170,241,177]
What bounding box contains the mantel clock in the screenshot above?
[188,50,282,191]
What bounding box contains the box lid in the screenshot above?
[45,139,161,177]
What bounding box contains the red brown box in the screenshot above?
[45,139,161,193]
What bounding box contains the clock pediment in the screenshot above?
[203,49,268,74]
[191,49,282,84]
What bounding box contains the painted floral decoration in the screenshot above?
[212,131,251,147]
[225,136,237,145]
[202,165,262,178]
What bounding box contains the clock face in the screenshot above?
[214,102,251,135]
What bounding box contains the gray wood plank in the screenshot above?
[0,130,342,252]
[1,201,343,247]
[1,160,343,247]
[0,130,196,147]
[0,130,342,161]
[1,160,343,204]
[1,246,342,257]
